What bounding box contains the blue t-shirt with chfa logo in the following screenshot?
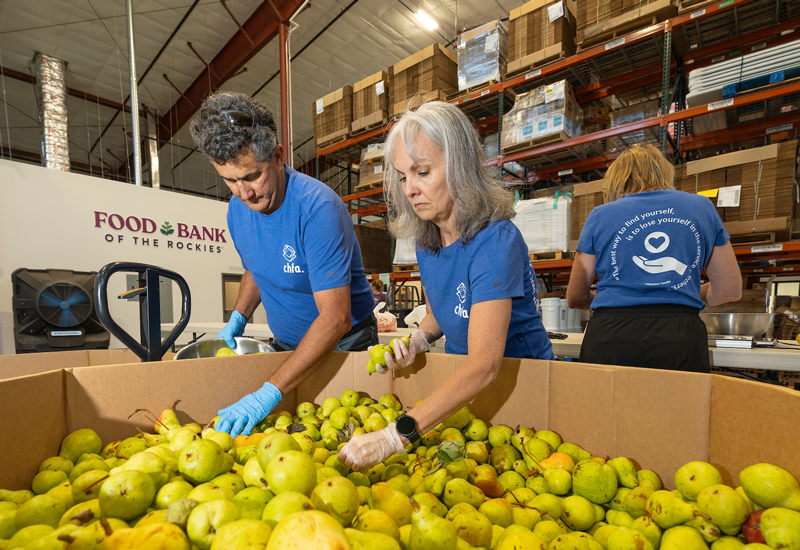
[576,189,730,310]
[227,165,375,346]
[417,219,554,359]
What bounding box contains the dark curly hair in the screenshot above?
[190,91,278,165]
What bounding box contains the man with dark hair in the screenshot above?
[190,91,377,438]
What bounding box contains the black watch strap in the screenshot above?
[395,413,420,443]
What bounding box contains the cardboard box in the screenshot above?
[358,144,385,188]
[571,179,605,241]
[508,0,577,75]
[353,71,389,131]
[391,90,448,117]
[391,44,458,115]
[2,351,799,494]
[312,85,353,148]
[583,0,676,45]
[353,225,392,274]
[457,20,508,91]
[576,0,624,44]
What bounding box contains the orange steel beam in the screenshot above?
[350,203,388,217]
[341,187,384,202]
[317,124,392,157]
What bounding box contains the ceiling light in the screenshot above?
[414,10,438,31]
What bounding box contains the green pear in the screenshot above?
[353,508,401,540]
[608,458,639,489]
[445,503,477,521]
[387,475,413,498]
[38,457,74,477]
[242,456,269,489]
[479,498,514,528]
[412,493,448,518]
[322,397,342,417]
[68,459,109,484]
[572,460,617,504]
[488,425,513,448]
[265,510,349,550]
[607,509,635,527]
[739,463,800,511]
[592,524,620,548]
[557,442,592,464]
[607,526,655,550]
[346,527,402,550]
[372,482,413,527]
[23,523,81,550]
[186,482,235,503]
[507,487,536,506]
[378,393,402,411]
[116,435,149,458]
[116,451,171,491]
[186,499,241,550]
[621,485,653,518]
[464,419,488,442]
[311,476,359,527]
[533,520,568,546]
[522,439,552,469]
[697,484,749,536]
[711,536,746,549]
[443,478,485,509]
[58,499,101,527]
[232,486,273,519]
[562,494,596,531]
[497,529,547,549]
[101,441,121,459]
[533,430,562,451]
[7,525,55,549]
[423,469,452,499]
[98,470,155,521]
[264,450,316,496]
[760,507,800,550]
[468,464,504,498]
[636,470,663,491]
[32,471,69,495]
[513,460,532,477]
[544,468,573,495]
[530,494,564,519]
[512,507,542,530]
[134,508,168,527]
[155,479,194,509]
[610,487,631,511]
[645,490,698,529]
[0,509,16,539]
[210,518,272,550]
[409,497,458,550]
[684,515,721,543]
[70,470,109,505]
[675,462,723,502]
[14,495,66,530]
[630,515,661,549]
[511,428,536,454]
[451,510,492,547]
[261,491,314,528]
[59,429,102,464]
[210,473,245,495]
[498,471,526,492]
[256,432,302,472]
[660,525,708,550]
[178,439,232,485]
[317,466,342,486]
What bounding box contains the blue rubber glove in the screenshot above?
[216,382,283,438]
[218,311,247,348]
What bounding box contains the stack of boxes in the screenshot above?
[352,71,389,135]
[571,180,605,245]
[312,86,353,149]
[579,0,675,47]
[357,144,385,189]
[675,140,798,236]
[607,100,660,151]
[457,21,508,92]
[391,44,458,117]
[583,105,610,134]
[576,0,623,45]
[501,79,583,153]
[508,0,577,76]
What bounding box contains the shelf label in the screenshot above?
[753,268,764,272]
[711,55,725,63]
[548,1,565,23]
[374,165,383,174]
[315,99,324,114]
[605,37,626,50]
[525,69,542,80]
[781,29,795,36]
[718,0,734,8]
[716,185,740,207]
[784,267,795,271]
[708,98,734,111]
[751,244,783,253]
[375,81,384,96]
[481,89,490,97]
[558,169,573,176]
[767,123,793,134]
[411,272,420,277]
[751,42,766,52]
[52,331,81,337]
[690,8,706,18]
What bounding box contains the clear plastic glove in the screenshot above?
[217,311,247,348]
[369,329,430,374]
[338,423,408,473]
[215,382,282,438]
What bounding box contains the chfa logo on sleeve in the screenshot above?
[454,282,469,318]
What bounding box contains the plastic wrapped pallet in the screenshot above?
[352,71,389,134]
[358,144,385,188]
[393,237,418,265]
[312,86,352,149]
[508,0,577,76]
[607,99,659,152]
[501,80,583,153]
[457,21,507,92]
[512,194,572,253]
[391,44,458,116]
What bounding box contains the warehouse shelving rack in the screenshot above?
[315,0,800,281]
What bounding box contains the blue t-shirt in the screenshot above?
[417,219,554,360]
[577,189,730,310]
[227,165,375,346]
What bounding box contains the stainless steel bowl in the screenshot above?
[174,337,275,360]
[699,312,775,336]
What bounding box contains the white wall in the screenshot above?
[0,160,266,355]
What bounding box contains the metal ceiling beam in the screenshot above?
[157,0,307,146]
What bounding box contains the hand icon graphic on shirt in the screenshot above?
[632,255,688,276]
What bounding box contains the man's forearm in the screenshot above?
[267,314,349,395]
[234,271,262,319]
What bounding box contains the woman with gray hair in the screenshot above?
[339,100,553,472]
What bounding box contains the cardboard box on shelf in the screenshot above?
[353,225,392,274]
[1,351,799,499]
[312,85,353,149]
[576,0,624,44]
[357,144,385,188]
[582,0,677,47]
[571,179,605,241]
[352,71,389,134]
[457,20,507,92]
[508,0,577,75]
[391,44,458,116]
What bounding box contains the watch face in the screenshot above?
[397,415,416,436]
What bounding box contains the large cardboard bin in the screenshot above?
[1,351,798,493]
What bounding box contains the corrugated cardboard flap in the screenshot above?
[573,179,605,197]
[685,144,779,175]
[394,44,457,75]
[0,350,89,381]
[511,0,578,20]
[460,20,503,44]
[354,71,388,93]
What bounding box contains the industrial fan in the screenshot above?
[12,268,109,353]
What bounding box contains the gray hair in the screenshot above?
[190,91,278,165]
[384,100,514,253]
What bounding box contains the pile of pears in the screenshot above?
[1,391,799,550]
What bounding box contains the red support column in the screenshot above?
[279,22,292,168]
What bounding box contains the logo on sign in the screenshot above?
[94,211,226,253]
